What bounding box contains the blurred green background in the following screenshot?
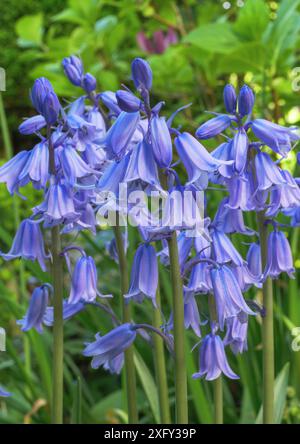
[1,0,300,424]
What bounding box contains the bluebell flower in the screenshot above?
[231,263,260,292]
[104,111,140,160]
[226,171,267,212]
[210,265,255,330]
[97,152,131,197]
[42,90,61,125]
[185,262,212,294]
[223,84,237,114]
[210,141,235,183]
[0,219,48,271]
[150,115,172,168]
[59,145,96,186]
[0,150,31,195]
[168,293,202,337]
[106,231,128,263]
[213,197,254,235]
[159,231,193,273]
[18,115,46,135]
[18,141,49,190]
[62,55,83,86]
[246,243,262,282]
[68,255,109,303]
[238,85,254,117]
[82,73,97,92]
[195,115,233,139]
[36,182,79,226]
[224,312,248,355]
[283,207,300,226]
[192,333,239,380]
[18,285,50,333]
[232,128,248,174]
[103,353,124,375]
[125,243,158,306]
[43,301,85,326]
[30,78,60,124]
[82,323,137,371]
[131,58,152,91]
[250,119,299,157]
[266,170,300,217]
[0,386,11,397]
[264,230,295,279]
[174,132,232,185]
[254,151,286,192]
[100,91,121,116]
[116,90,142,113]
[211,229,244,266]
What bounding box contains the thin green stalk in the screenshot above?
[113,216,138,423]
[257,211,274,424]
[0,92,31,387]
[167,232,188,423]
[48,130,64,424]
[208,294,223,424]
[152,285,171,424]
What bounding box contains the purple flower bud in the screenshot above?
[238,85,254,117]
[192,333,239,380]
[17,285,50,333]
[116,90,142,113]
[0,150,31,194]
[150,115,172,168]
[0,219,48,271]
[264,230,295,279]
[196,115,232,139]
[125,243,158,306]
[68,255,105,304]
[232,128,248,174]
[19,115,46,135]
[62,55,83,86]
[30,77,54,113]
[104,111,140,160]
[82,73,97,93]
[100,91,122,116]
[82,323,137,371]
[246,243,262,280]
[223,84,237,113]
[210,265,255,330]
[41,91,61,125]
[131,58,153,91]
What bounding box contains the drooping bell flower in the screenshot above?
[210,265,255,330]
[104,111,140,160]
[35,182,79,227]
[82,323,137,371]
[62,55,83,86]
[59,145,96,186]
[68,255,109,304]
[116,90,142,113]
[124,139,162,191]
[0,387,11,397]
[0,219,48,271]
[250,119,299,157]
[168,293,202,337]
[224,312,248,355]
[82,73,96,93]
[18,141,49,190]
[266,170,300,217]
[238,85,255,117]
[125,243,158,306]
[212,197,254,235]
[43,300,85,326]
[0,150,31,195]
[226,171,267,212]
[192,333,239,380]
[254,151,286,192]
[283,207,300,226]
[103,353,124,375]
[131,58,152,91]
[150,115,172,168]
[185,262,212,295]
[230,263,261,292]
[246,242,262,280]
[211,229,244,266]
[97,152,130,197]
[17,285,50,333]
[264,230,295,279]
[174,132,232,185]
[223,84,237,114]
[159,231,193,272]
[18,115,47,135]
[232,128,248,174]
[195,115,232,139]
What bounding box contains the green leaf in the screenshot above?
[52,8,87,25]
[90,389,125,423]
[234,0,269,40]
[217,42,265,74]
[95,16,117,34]
[15,14,43,48]
[134,350,160,423]
[255,363,290,424]
[184,23,240,54]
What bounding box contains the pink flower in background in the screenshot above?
[136,28,178,54]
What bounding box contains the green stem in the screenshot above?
[113,218,138,423]
[48,130,64,424]
[152,285,171,424]
[257,211,274,424]
[208,294,223,424]
[167,232,188,423]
